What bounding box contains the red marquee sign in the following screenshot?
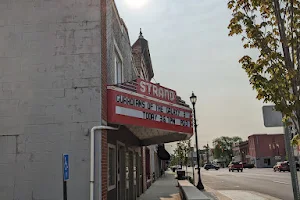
[137,78,177,103]
[107,86,193,134]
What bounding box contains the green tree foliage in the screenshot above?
[213,136,242,162]
[170,140,192,168]
[170,154,178,166]
[227,0,300,144]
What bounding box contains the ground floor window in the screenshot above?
[108,144,116,191]
[264,158,271,166]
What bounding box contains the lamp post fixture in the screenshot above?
[190,92,204,190]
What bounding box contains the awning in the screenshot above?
[107,79,193,146]
[157,144,171,160]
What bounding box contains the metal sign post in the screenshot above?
[63,154,69,200]
[283,125,300,200]
[262,105,300,200]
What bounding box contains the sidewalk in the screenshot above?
[138,170,181,200]
[137,170,280,200]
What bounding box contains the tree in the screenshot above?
[227,0,300,144]
[213,136,242,163]
[170,154,178,167]
[172,139,192,170]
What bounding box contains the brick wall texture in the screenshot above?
[101,0,108,199]
[0,0,103,199]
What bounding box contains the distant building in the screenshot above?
[199,148,214,165]
[248,134,286,168]
[187,148,214,167]
[232,141,249,163]
[187,150,197,166]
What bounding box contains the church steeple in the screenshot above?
[139,28,144,39]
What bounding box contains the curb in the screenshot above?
[203,184,232,200]
[172,171,231,200]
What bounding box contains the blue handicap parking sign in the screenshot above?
[63,154,69,181]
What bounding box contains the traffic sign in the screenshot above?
[63,154,69,181]
[262,105,283,127]
[275,156,281,160]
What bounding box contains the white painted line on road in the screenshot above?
[218,190,282,200]
[272,180,289,185]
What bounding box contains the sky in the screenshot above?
[114,0,282,152]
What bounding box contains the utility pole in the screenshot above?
[263,105,300,200]
[206,143,209,164]
[284,122,300,200]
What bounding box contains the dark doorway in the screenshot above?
[117,143,126,200]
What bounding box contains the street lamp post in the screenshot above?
[190,147,195,183]
[190,92,204,190]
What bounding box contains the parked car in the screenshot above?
[204,163,220,170]
[287,161,300,171]
[273,161,289,172]
[228,161,243,172]
[170,165,182,172]
[243,163,255,169]
[274,161,300,172]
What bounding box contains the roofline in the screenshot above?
[112,0,130,43]
[248,133,284,137]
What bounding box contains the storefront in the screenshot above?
[106,78,193,200]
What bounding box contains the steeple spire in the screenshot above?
[139,28,144,39]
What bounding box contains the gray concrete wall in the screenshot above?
[254,157,283,168]
[148,145,157,179]
[0,1,102,199]
[107,0,135,85]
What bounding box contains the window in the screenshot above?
[115,52,123,84]
[113,39,123,84]
[140,70,145,79]
[133,153,136,186]
[108,144,116,191]
[125,151,129,189]
[141,62,148,80]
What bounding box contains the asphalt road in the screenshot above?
[185,167,300,200]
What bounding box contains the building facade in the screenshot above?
[248,134,286,168]
[232,141,249,163]
[0,0,193,200]
[105,27,193,199]
[0,0,104,199]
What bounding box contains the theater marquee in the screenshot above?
[107,86,193,134]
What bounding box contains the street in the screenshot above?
[186,167,299,200]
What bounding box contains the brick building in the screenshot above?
[248,134,286,168]
[0,0,193,200]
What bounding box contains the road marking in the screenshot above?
[272,180,289,185]
[218,190,281,200]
